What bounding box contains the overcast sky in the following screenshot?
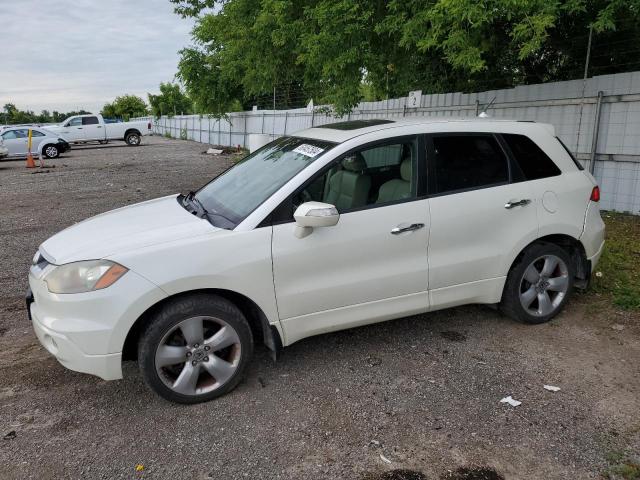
[0,0,195,114]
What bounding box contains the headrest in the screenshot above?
[400,158,412,181]
[342,153,367,172]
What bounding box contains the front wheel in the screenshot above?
[500,242,574,324]
[125,132,141,146]
[138,294,253,404]
[43,144,59,159]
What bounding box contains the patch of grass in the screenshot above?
[589,212,640,310]
[604,460,640,480]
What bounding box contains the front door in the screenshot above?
[271,136,430,345]
[63,117,85,141]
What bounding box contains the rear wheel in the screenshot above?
[43,144,59,159]
[501,242,574,324]
[125,132,141,146]
[138,294,253,403]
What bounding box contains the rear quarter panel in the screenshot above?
[525,130,593,240]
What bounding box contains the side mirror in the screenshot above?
[293,201,339,238]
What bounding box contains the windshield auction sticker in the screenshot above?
[293,144,324,157]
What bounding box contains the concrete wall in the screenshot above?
[135,71,640,214]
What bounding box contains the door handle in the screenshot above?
[97,126,103,128]
[505,199,531,209]
[391,223,425,235]
[77,127,83,129]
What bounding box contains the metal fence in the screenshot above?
[134,71,640,214]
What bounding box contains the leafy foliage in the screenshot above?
[148,82,193,117]
[170,0,640,115]
[101,95,148,121]
[1,103,91,125]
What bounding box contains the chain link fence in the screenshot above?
[134,71,640,214]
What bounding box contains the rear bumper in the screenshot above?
[588,239,605,271]
[30,300,123,380]
[580,201,605,259]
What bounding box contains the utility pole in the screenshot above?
[575,25,594,154]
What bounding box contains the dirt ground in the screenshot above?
[0,136,638,480]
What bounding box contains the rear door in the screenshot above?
[82,115,103,141]
[1,129,29,157]
[426,133,538,308]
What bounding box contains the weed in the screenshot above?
[588,212,640,310]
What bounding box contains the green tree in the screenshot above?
[148,82,193,117]
[168,1,640,113]
[101,95,148,121]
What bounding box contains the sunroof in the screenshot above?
[318,119,395,131]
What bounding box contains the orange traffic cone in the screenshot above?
[26,152,36,168]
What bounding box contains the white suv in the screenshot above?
[27,118,605,403]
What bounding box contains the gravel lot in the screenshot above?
[1,136,638,480]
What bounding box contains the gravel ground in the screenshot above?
[0,136,638,480]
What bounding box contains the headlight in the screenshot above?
[44,260,128,294]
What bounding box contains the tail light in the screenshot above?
[590,185,600,202]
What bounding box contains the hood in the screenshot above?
[40,195,219,264]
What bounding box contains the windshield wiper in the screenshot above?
[180,191,208,218]
[180,191,237,229]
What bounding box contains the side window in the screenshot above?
[292,140,417,213]
[431,135,508,194]
[31,130,45,137]
[67,117,82,126]
[82,116,99,125]
[13,129,29,138]
[503,134,561,180]
[2,131,18,140]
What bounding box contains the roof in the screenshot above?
[294,117,554,143]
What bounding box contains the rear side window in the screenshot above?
[82,116,99,125]
[503,134,561,180]
[431,135,509,194]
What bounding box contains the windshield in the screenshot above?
[194,136,335,228]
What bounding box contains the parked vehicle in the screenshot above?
[27,118,605,403]
[1,127,70,159]
[46,114,151,146]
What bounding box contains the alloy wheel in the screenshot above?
[519,254,569,317]
[154,316,242,396]
[45,146,58,158]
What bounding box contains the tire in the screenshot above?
[138,293,253,404]
[43,144,59,159]
[125,132,141,146]
[500,242,574,324]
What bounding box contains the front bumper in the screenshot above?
[30,300,123,380]
[27,265,167,381]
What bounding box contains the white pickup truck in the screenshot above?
[47,114,151,146]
